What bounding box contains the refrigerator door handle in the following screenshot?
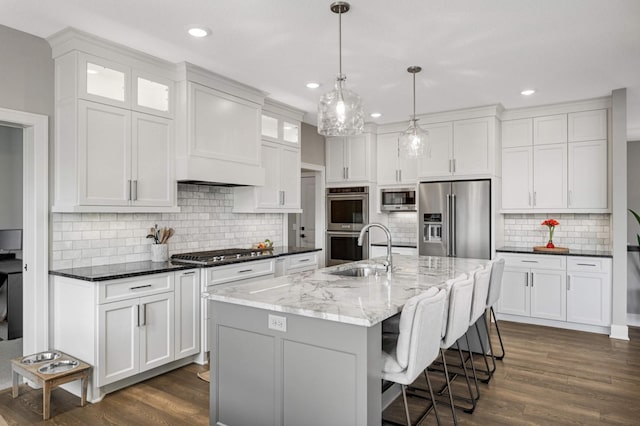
[446,193,452,256]
[451,194,456,257]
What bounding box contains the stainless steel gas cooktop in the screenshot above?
[171,248,271,266]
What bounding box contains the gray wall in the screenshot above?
[0,24,54,117]
[628,141,640,244]
[301,122,325,166]
[0,126,23,229]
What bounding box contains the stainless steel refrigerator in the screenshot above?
[419,179,491,259]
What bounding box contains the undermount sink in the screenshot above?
[329,264,389,277]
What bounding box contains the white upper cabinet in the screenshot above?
[418,122,454,178]
[326,132,376,185]
[376,133,417,185]
[49,29,178,212]
[233,102,304,213]
[501,147,533,209]
[533,114,567,145]
[568,110,607,142]
[414,116,496,180]
[501,103,609,213]
[501,118,532,148]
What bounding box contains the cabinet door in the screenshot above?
[280,145,301,208]
[132,71,173,118]
[567,272,611,326]
[533,114,567,145]
[533,143,567,209]
[139,292,175,372]
[568,110,607,142]
[453,117,492,175]
[397,144,418,184]
[568,140,607,209]
[132,112,174,206]
[418,122,453,178]
[326,137,347,182]
[377,134,400,185]
[190,82,260,166]
[502,118,532,148]
[502,147,533,209]
[257,141,281,207]
[78,53,130,108]
[346,134,369,181]
[78,100,131,206]
[530,269,566,321]
[497,267,530,316]
[175,270,201,359]
[98,299,139,386]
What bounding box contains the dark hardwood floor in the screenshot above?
[0,322,638,425]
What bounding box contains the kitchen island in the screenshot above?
[205,255,489,426]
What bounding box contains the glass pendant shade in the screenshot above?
[318,74,364,136]
[399,65,428,158]
[399,118,428,158]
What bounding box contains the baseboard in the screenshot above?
[609,324,630,340]
[495,313,610,335]
[627,313,640,327]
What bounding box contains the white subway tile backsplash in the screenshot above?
[51,184,284,269]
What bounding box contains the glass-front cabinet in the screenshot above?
[261,112,300,146]
[78,53,173,118]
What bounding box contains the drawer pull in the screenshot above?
[576,263,597,267]
[130,284,152,290]
[298,259,311,263]
[181,271,196,275]
[521,260,538,263]
[238,269,253,273]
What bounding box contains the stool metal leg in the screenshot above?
[424,370,441,425]
[474,321,494,383]
[440,348,459,425]
[461,335,480,408]
[491,307,506,360]
[401,385,412,426]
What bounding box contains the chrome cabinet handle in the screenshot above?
[399,169,402,182]
[577,263,597,267]
[533,191,537,206]
[298,258,310,263]
[128,180,132,201]
[130,284,152,290]
[140,303,146,326]
[567,275,571,291]
[238,269,253,273]
[521,260,538,263]
[530,273,534,288]
[346,167,349,179]
[133,180,138,201]
[525,272,529,287]
[181,271,196,276]
[453,159,456,173]
[529,192,532,207]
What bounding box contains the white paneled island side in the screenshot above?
[205,255,489,426]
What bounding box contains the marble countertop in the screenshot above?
[205,254,489,327]
[497,246,612,258]
[49,246,322,281]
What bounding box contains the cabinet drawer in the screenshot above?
[286,253,318,271]
[206,259,275,285]
[98,273,174,304]
[567,256,611,273]
[497,253,566,270]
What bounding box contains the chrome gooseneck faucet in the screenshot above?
[358,223,393,273]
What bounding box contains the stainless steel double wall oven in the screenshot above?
[326,186,369,266]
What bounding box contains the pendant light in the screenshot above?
[317,2,364,136]
[398,66,429,158]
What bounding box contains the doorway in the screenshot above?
[0,107,49,389]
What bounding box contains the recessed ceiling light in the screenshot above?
[521,89,536,96]
[306,82,320,89]
[370,113,382,118]
[188,27,210,38]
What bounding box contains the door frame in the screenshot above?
[0,107,49,356]
[301,162,326,267]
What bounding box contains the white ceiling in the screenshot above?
[1,0,639,137]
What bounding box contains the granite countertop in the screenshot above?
[205,254,489,327]
[371,241,417,248]
[497,246,612,258]
[49,246,322,282]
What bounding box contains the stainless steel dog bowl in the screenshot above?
[37,360,79,374]
[21,351,62,365]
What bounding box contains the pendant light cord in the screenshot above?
[338,9,343,76]
[412,71,416,120]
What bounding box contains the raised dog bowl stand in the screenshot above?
[11,351,91,420]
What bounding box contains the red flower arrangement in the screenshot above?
[541,219,560,248]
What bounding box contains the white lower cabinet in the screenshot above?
[497,253,611,333]
[51,269,200,401]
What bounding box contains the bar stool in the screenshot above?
[484,258,506,370]
[381,287,446,426]
[434,274,475,424]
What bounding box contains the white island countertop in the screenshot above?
[205,255,489,327]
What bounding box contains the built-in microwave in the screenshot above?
[326,186,369,232]
[380,187,416,212]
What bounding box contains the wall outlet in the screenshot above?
[268,314,287,332]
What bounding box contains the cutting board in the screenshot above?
[533,246,569,253]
